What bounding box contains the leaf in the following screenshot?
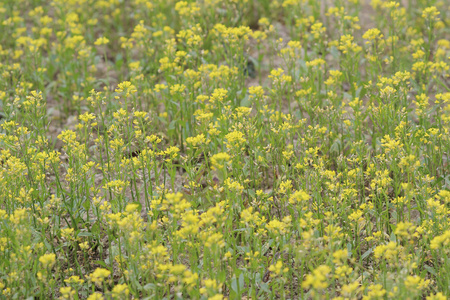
[390,231,397,242]
[361,248,373,261]
[330,137,342,155]
[78,231,92,237]
[143,283,155,291]
[82,200,91,211]
[168,120,177,130]
[258,282,270,294]
[424,265,437,276]
[115,53,123,69]
[347,242,352,253]
[240,92,251,107]
[231,276,238,293]
[236,245,249,253]
[432,176,444,188]
[239,273,245,290]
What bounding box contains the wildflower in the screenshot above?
[394,221,417,239]
[306,58,326,68]
[249,86,264,99]
[289,190,310,205]
[339,35,362,54]
[362,284,386,299]
[332,249,348,265]
[302,265,332,290]
[225,131,246,150]
[186,133,209,148]
[266,217,291,235]
[335,265,353,279]
[210,152,230,170]
[363,28,384,42]
[61,228,75,240]
[94,36,109,46]
[279,179,292,194]
[182,270,199,289]
[87,268,111,285]
[224,178,244,194]
[64,276,84,285]
[427,292,447,300]
[268,260,289,277]
[111,283,129,298]
[404,275,430,290]
[430,230,450,250]
[161,146,180,162]
[341,281,359,296]
[210,88,228,103]
[39,253,56,269]
[59,287,75,300]
[201,231,225,248]
[115,81,137,97]
[310,22,326,39]
[374,241,402,261]
[422,6,440,22]
[103,180,128,195]
[87,293,104,300]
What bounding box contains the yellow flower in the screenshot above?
[64,276,84,285]
[268,260,289,277]
[266,217,291,235]
[332,249,348,265]
[289,190,310,205]
[430,230,450,249]
[302,265,331,290]
[210,152,230,170]
[422,6,440,21]
[363,28,383,42]
[59,287,75,300]
[186,133,209,148]
[111,283,129,298]
[362,284,386,299]
[341,281,359,296]
[225,131,246,149]
[427,292,447,300]
[87,268,111,285]
[39,253,56,269]
[339,34,362,54]
[404,275,430,290]
[374,241,402,261]
[94,36,109,46]
[61,227,75,240]
[87,293,104,300]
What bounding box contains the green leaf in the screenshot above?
[78,231,92,237]
[390,231,397,242]
[239,273,245,290]
[168,120,177,130]
[231,276,238,293]
[115,53,123,69]
[82,199,91,211]
[361,248,373,261]
[424,265,437,276]
[347,242,352,253]
[259,282,270,293]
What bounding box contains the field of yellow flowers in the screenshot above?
[0,0,449,299]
